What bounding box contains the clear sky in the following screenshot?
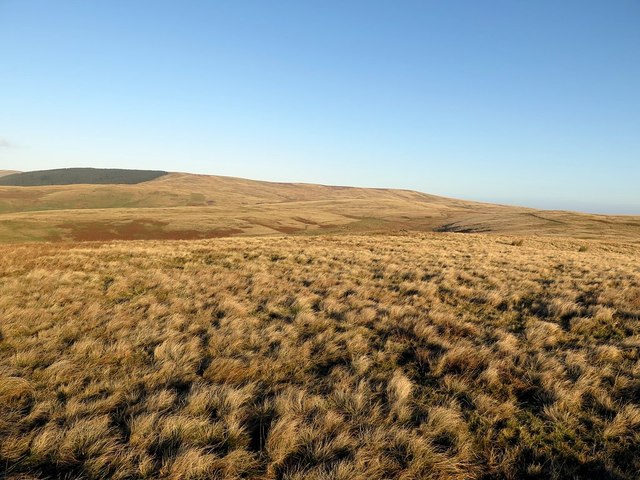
[1,1,639,214]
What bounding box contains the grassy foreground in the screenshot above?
[1,234,639,479]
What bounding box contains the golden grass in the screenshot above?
[0,233,639,479]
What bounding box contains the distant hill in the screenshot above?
[0,169,639,243]
[0,170,20,177]
[0,168,167,186]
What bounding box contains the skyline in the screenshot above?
[1,1,639,214]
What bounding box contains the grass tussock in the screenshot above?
[0,233,639,479]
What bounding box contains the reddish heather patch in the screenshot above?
[59,220,244,242]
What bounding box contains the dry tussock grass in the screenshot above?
[0,233,639,479]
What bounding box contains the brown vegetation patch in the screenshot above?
[60,220,244,242]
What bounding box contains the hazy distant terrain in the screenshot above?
[0,169,638,243]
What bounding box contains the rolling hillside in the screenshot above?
[1,174,639,479]
[0,170,638,243]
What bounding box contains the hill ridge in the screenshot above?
[0,169,638,243]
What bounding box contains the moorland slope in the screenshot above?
[0,170,638,243]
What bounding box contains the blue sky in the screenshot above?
[1,1,638,214]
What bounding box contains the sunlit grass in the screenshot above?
[1,233,638,479]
